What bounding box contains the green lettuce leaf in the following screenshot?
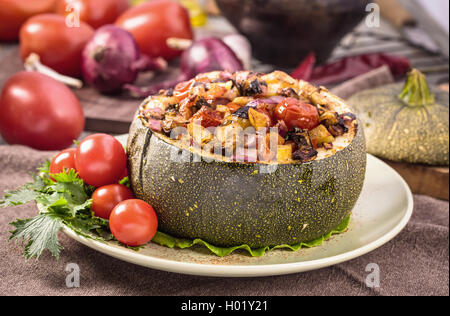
[151,215,351,257]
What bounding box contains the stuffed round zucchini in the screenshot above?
[127,71,366,248]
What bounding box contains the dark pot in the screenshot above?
[216,0,372,67]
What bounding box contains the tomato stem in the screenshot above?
[24,53,83,89]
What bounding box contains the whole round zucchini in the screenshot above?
[127,72,366,248]
[348,69,449,166]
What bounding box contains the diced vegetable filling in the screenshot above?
[139,71,356,163]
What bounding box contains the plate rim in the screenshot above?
[62,154,414,277]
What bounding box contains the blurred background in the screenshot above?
[0,0,448,129]
[0,0,448,133]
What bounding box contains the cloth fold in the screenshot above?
[0,144,448,296]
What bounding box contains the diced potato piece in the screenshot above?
[215,123,242,150]
[216,105,231,116]
[261,71,297,85]
[258,132,285,162]
[261,71,298,97]
[277,144,293,163]
[188,123,213,145]
[264,132,285,146]
[309,124,335,147]
[228,115,252,130]
[248,108,270,129]
[143,96,178,111]
[232,97,254,106]
[310,92,327,106]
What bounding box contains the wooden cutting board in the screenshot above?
[383,160,449,200]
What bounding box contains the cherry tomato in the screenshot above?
[274,98,319,130]
[115,0,193,60]
[190,106,224,128]
[225,102,241,114]
[109,199,158,246]
[74,133,127,187]
[49,148,77,176]
[0,72,85,150]
[174,79,195,100]
[0,0,56,41]
[55,0,129,29]
[20,14,94,77]
[91,184,134,219]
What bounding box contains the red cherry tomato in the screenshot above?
[74,133,127,187]
[190,106,224,128]
[49,148,77,176]
[274,98,319,130]
[115,0,193,60]
[91,184,134,219]
[20,14,94,77]
[174,79,195,100]
[55,0,129,29]
[0,72,85,150]
[109,199,158,246]
[0,0,56,41]
[225,102,241,114]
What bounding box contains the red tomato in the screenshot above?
[54,0,129,29]
[174,79,195,100]
[225,102,241,114]
[0,0,56,41]
[274,98,319,130]
[109,199,158,246]
[75,133,127,187]
[20,14,94,77]
[91,184,134,219]
[115,0,193,60]
[49,148,77,175]
[0,72,85,150]
[190,106,224,128]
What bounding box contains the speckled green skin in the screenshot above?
[127,118,366,248]
[348,84,449,166]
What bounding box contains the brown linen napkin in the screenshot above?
[0,144,448,296]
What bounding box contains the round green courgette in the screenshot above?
[348,69,449,166]
[127,93,366,248]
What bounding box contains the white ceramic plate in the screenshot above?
[63,148,413,277]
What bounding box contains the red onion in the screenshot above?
[125,37,243,97]
[247,96,285,108]
[82,25,166,94]
[223,34,252,70]
[147,119,162,132]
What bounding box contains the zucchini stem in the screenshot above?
[398,68,435,107]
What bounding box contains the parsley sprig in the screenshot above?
[1,162,111,260]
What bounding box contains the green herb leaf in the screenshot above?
[9,213,63,260]
[1,162,110,259]
[0,187,40,207]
